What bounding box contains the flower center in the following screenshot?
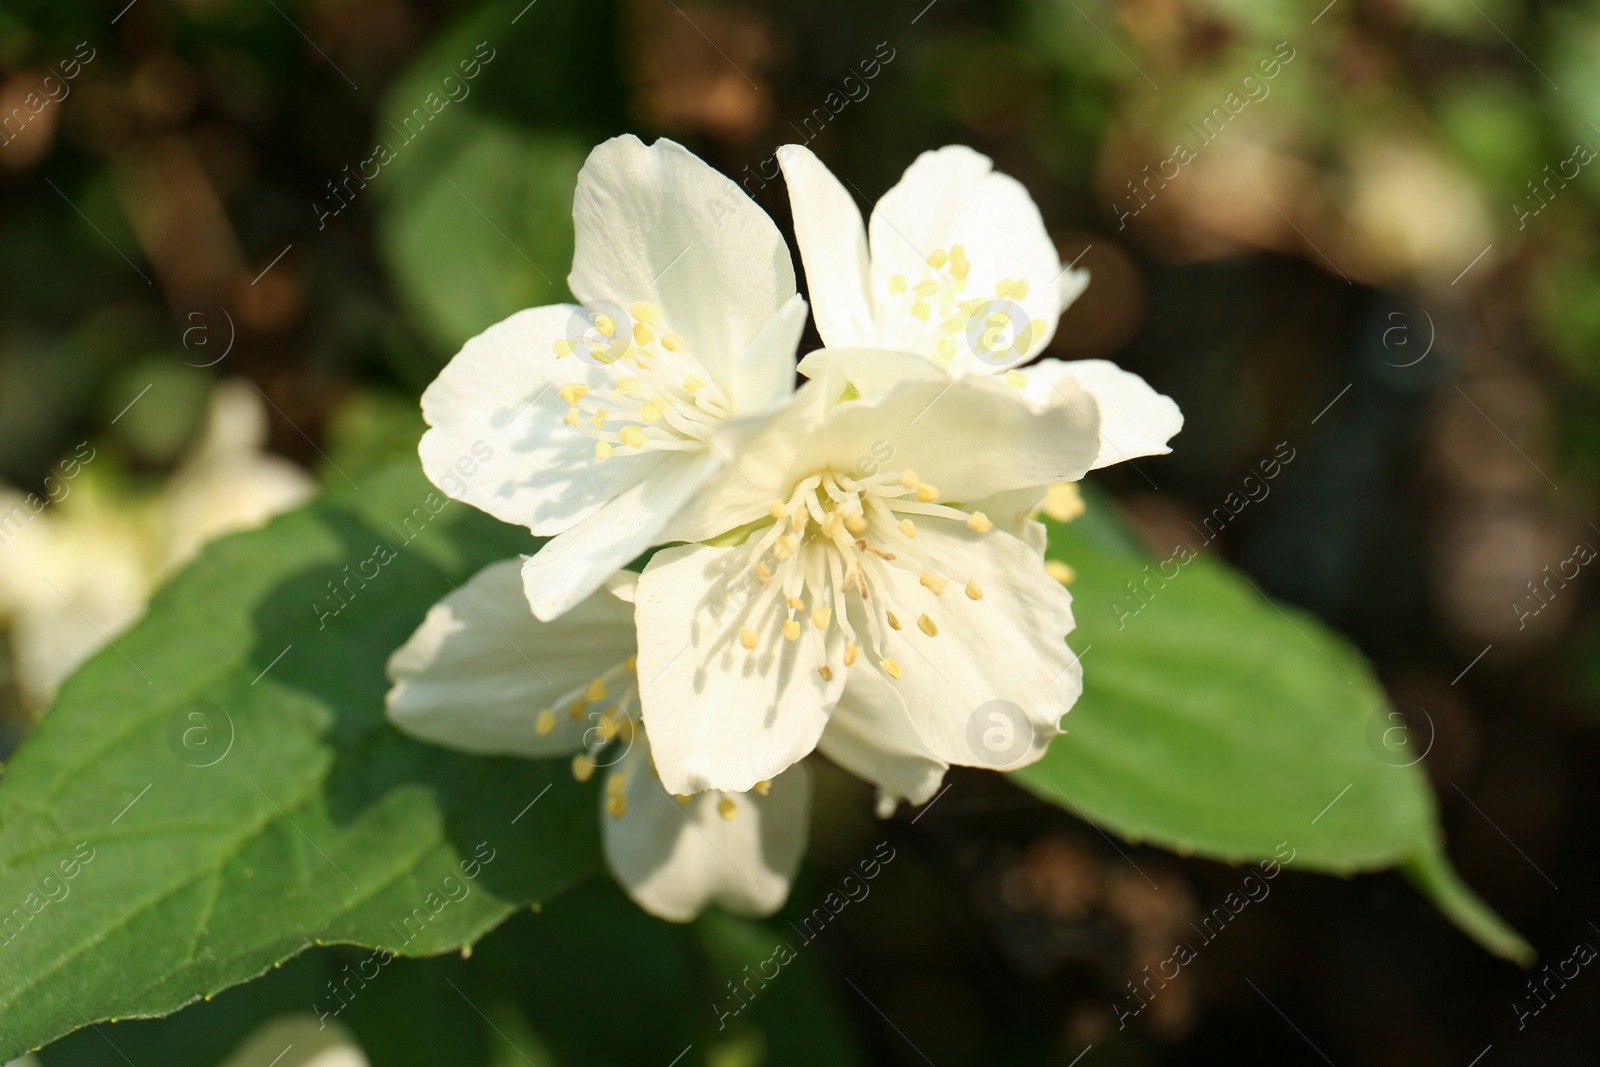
[551,301,732,461]
[733,464,993,682]
[881,243,1045,380]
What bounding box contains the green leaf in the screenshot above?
[1015,495,1532,964]
[0,462,602,1060]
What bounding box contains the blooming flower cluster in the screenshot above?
[386,135,1182,922]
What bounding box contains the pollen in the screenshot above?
[619,426,646,448]
[534,709,557,736]
[630,301,663,324]
[783,619,801,641]
[558,383,589,405]
[595,441,614,460]
[1046,560,1075,585]
[917,613,938,637]
[662,332,686,351]
[717,797,738,820]
[813,606,832,629]
[916,482,939,503]
[966,578,984,600]
[585,677,606,702]
[886,611,901,630]
[879,658,903,680]
[899,518,917,538]
[966,511,993,533]
[919,571,947,594]
[571,754,596,783]
[740,626,759,650]
[844,642,861,666]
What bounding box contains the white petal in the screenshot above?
[729,292,807,416]
[634,542,844,794]
[817,371,1101,502]
[868,146,1063,360]
[603,730,810,922]
[818,667,948,810]
[1021,359,1183,469]
[857,519,1081,770]
[419,304,652,534]
[569,135,797,395]
[795,346,948,399]
[386,559,634,757]
[520,450,721,621]
[777,144,876,347]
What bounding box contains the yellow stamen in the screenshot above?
[899,518,917,538]
[619,426,645,448]
[562,408,579,426]
[1005,369,1028,390]
[662,332,686,351]
[571,754,596,782]
[917,613,938,637]
[920,571,947,594]
[717,797,737,820]
[783,619,800,641]
[966,511,993,533]
[632,322,654,346]
[683,375,703,394]
[535,709,556,736]
[593,315,615,337]
[818,664,833,681]
[910,300,930,321]
[916,482,939,503]
[638,401,664,421]
[888,273,907,295]
[1041,483,1085,523]
[879,658,902,680]
[624,655,637,672]
[595,441,614,460]
[553,339,575,358]
[966,578,984,600]
[740,627,758,650]
[926,248,948,268]
[754,779,772,796]
[558,383,589,405]
[630,301,663,324]
[844,513,867,534]
[1046,560,1075,585]
[813,607,832,629]
[886,611,901,630]
[844,642,861,666]
[786,596,805,610]
[585,677,606,702]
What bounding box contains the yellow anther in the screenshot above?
[624,655,637,672]
[966,511,993,533]
[935,338,956,362]
[912,279,939,298]
[879,658,903,680]
[917,482,939,503]
[980,326,1006,352]
[813,607,832,629]
[897,468,919,490]
[1028,318,1046,341]
[920,571,947,595]
[662,332,686,351]
[1041,482,1085,523]
[909,300,931,321]
[553,339,575,358]
[844,513,868,534]
[568,697,588,719]
[1012,279,1030,299]
[562,408,580,426]
[926,248,948,268]
[965,578,984,600]
[589,408,607,428]
[595,441,614,460]
[769,500,787,519]
[593,315,616,337]
[594,714,618,742]
[676,794,692,805]
[535,709,557,736]
[558,383,589,405]
[939,315,965,334]
[1045,560,1075,584]
[792,509,807,533]
[740,626,759,650]
[949,243,966,262]
[783,619,801,641]
[632,322,655,346]
[818,664,834,681]
[616,376,644,396]
[899,518,917,538]
[605,793,627,819]
[988,311,1010,326]
[886,611,902,631]
[844,642,861,666]
[717,796,738,820]
[774,536,797,560]
[917,613,938,637]
[1005,370,1029,390]
[993,279,1014,298]
[683,375,704,394]
[571,754,596,783]
[755,562,773,585]
[888,273,908,295]
[754,779,772,796]
[638,401,664,421]
[619,426,646,448]
[630,301,663,325]
[585,677,606,702]
[785,596,804,611]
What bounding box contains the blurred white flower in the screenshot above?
[779,144,1182,472]
[418,134,807,624]
[0,381,314,710]
[386,560,809,923]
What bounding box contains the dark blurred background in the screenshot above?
[2,0,1598,1063]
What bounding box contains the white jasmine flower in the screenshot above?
[386,560,809,923]
[777,144,1181,470]
[417,135,808,623]
[632,371,1100,797]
